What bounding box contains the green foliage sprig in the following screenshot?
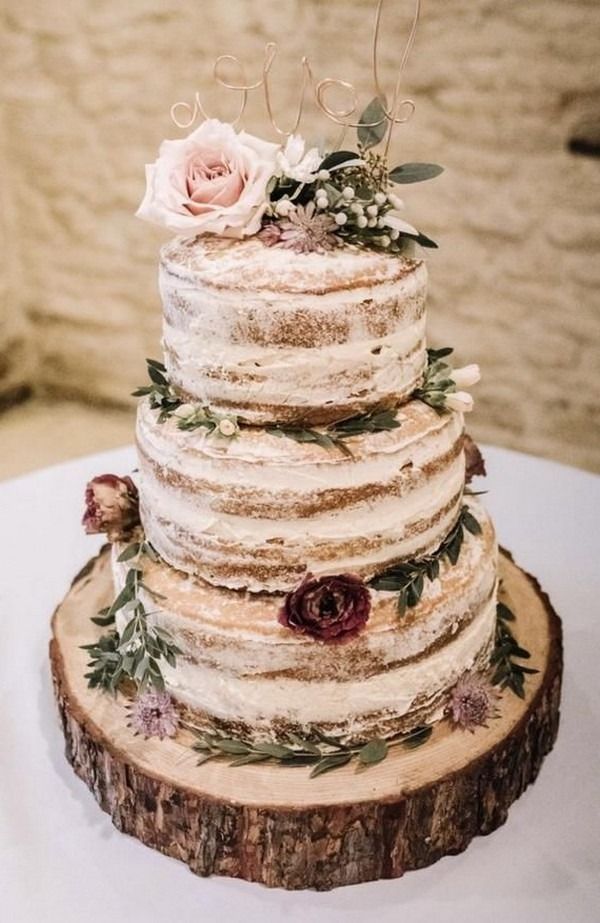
[413,346,457,411]
[132,359,182,422]
[133,359,239,436]
[368,505,482,615]
[491,602,539,698]
[81,541,180,694]
[190,724,433,778]
[134,360,402,455]
[267,407,401,457]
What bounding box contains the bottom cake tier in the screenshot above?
[49,548,562,890]
[111,499,498,743]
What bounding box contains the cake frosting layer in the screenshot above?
[137,397,466,593]
[113,500,497,743]
[160,236,428,426]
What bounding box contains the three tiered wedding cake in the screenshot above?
[49,8,562,889]
[117,235,497,746]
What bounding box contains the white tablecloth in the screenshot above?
[1,445,599,923]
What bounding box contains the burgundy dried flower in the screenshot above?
[82,474,140,542]
[447,672,499,732]
[257,222,283,247]
[128,690,179,739]
[464,434,486,483]
[279,573,371,643]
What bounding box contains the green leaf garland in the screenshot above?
[267,407,401,457]
[491,601,539,698]
[368,505,481,615]
[190,724,433,778]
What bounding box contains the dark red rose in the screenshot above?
[464,434,486,483]
[82,474,140,541]
[279,573,371,643]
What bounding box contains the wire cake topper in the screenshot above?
[170,0,421,154]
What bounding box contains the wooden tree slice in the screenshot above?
[49,548,562,891]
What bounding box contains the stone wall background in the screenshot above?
[1,0,599,471]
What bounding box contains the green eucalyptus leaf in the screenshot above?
[497,601,515,622]
[229,752,273,767]
[117,543,141,562]
[253,742,296,759]
[215,739,252,756]
[357,96,387,150]
[309,752,353,778]
[402,726,433,749]
[462,510,482,535]
[357,738,388,766]
[389,162,444,184]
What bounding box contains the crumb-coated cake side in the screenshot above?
[136,396,466,593]
[112,500,497,743]
[160,236,428,426]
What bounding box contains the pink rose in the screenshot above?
[82,474,140,542]
[279,573,371,643]
[136,119,278,238]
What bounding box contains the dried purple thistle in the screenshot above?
[278,202,339,254]
[447,672,500,732]
[128,690,179,740]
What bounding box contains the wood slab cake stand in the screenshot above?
[49,548,562,891]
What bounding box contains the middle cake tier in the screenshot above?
[137,397,466,593]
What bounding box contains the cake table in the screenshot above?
[2,445,599,919]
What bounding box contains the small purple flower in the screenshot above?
[447,672,499,732]
[128,690,179,739]
[278,202,338,253]
[82,474,140,542]
[463,434,486,484]
[279,573,371,643]
[257,222,283,247]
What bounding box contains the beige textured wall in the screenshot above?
[2,0,600,470]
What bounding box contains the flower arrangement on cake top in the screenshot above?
[136,105,443,256]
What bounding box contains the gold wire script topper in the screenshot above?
[170,0,421,154]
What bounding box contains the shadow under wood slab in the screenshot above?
[49,548,562,891]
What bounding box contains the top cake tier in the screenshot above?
[160,236,428,426]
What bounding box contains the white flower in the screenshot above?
[276,135,322,184]
[136,119,279,237]
[451,364,481,389]
[172,403,196,419]
[217,417,238,438]
[275,198,293,217]
[387,192,405,210]
[446,391,474,413]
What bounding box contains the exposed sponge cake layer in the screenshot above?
[160,236,428,426]
[137,397,466,593]
[112,501,497,744]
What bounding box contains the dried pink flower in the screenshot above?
[128,690,179,739]
[447,672,499,732]
[82,474,140,542]
[464,434,486,483]
[278,202,339,253]
[257,222,283,247]
[279,573,371,643]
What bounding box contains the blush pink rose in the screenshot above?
[136,119,279,238]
